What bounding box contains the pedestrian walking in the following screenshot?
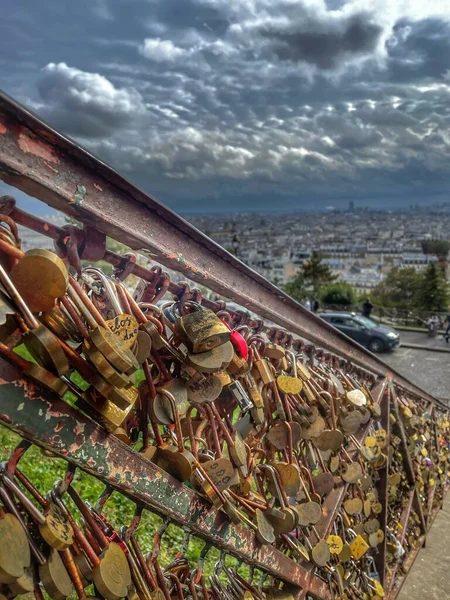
[312,298,319,313]
[427,314,440,338]
[304,298,311,311]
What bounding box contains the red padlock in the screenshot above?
[93,512,128,554]
[220,319,249,360]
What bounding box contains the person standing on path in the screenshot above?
[362,298,373,318]
[444,309,450,342]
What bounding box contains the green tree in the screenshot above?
[301,252,337,297]
[417,262,449,311]
[283,272,307,302]
[372,267,421,309]
[320,282,357,307]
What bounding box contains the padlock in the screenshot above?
[228,380,253,413]
[219,318,249,360]
[244,372,264,408]
[347,528,370,560]
[251,345,275,385]
[0,264,70,377]
[175,302,230,353]
[10,249,69,313]
[186,341,234,374]
[83,268,139,351]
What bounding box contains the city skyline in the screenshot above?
[1,1,450,213]
[11,200,450,295]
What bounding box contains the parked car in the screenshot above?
[319,312,400,353]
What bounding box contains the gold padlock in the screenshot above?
[244,373,264,408]
[175,304,230,353]
[227,353,250,376]
[252,351,275,385]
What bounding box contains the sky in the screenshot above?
[1,0,450,213]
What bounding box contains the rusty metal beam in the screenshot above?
[304,575,332,600]
[0,358,312,589]
[426,485,437,530]
[413,487,427,537]
[374,385,391,586]
[385,488,415,596]
[0,91,445,409]
[390,387,416,485]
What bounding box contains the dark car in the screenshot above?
[320,312,400,353]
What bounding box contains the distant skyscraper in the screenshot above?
[348,201,355,213]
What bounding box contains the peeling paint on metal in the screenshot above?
[70,184,87,205]
[0,123,7,135]
[74,422,85,435]
[17,130,59,164]
[94,183,103,191]
[165,253,208,278]
[0,413,11,424]
[17,402,24,411]
[45,405,67,420]
[44,162,59,174]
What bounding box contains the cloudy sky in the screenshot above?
[1,0,450,213]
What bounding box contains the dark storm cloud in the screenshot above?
[386,18,450,83]
[1,0,450,212]
[260,13,383,69]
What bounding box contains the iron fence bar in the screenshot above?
[390,386,416,485]
[385,488,415,597]
[0,91,445,410]
[374,385,390,586]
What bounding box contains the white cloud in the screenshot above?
[139,38,187,61]
[38,63,146,137]
[41,63,145,115]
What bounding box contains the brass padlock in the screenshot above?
[227,353,250,376]
[186,341,234,374]
[10,249,69,313]
[244,373,264,408]
[263,342,285,360]
[175,303,230,353]
[252,350,275,385]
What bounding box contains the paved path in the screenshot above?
[398,330,450,349]
[397,498,450,600]
[381,331,450,403]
